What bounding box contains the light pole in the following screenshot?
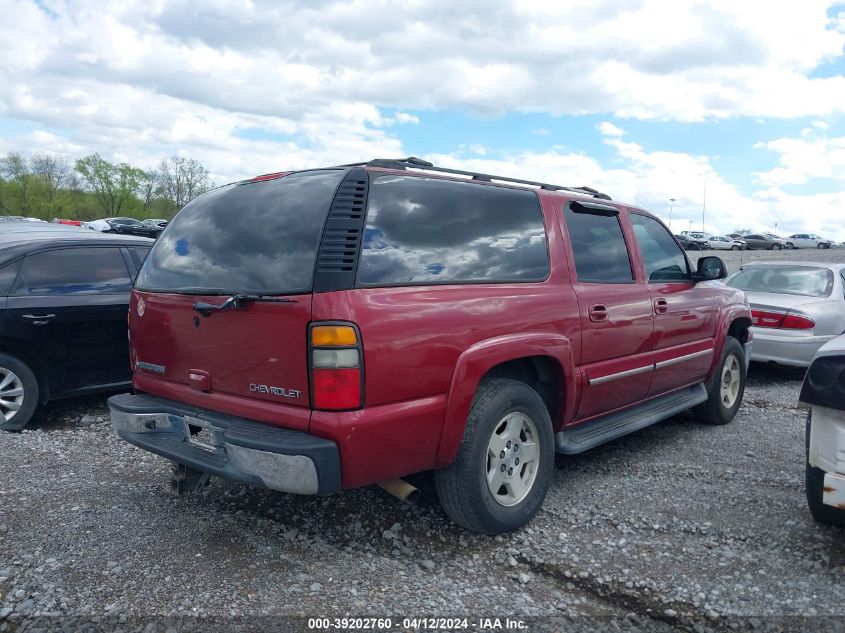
[668,198,676,229]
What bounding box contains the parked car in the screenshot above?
[109,157,751,534]
[707,235,743,250]
[742,234,788,250]
[87,217,162,238]
[0,224,153,430]
[53,218,82,227]
[724,261,845,367]
[0,216,26,222]
[765,233,794,249]
[788,234,833,249]
[681,231,712,241]
[675,234,710,250]
[800,333,845,526]
[142,219,169,229]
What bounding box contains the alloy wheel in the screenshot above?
[0,367,25,422]
[486,412,540,507]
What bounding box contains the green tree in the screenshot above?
[157,156,212,210]
[0,152,33,215]
[75,153,145,216]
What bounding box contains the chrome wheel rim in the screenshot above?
[719,355,741,409]
[0,367,24,422]
[486,412,540,507]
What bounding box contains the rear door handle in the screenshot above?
[21,313,56,325]
[654,298,669,315]
[589,304,608,322]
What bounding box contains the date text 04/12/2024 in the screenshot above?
[307,617,527,630]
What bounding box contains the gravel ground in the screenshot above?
[1,249,844,633]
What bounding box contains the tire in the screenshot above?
[817,243,824,249]
[0,353,39,431]
[434,378,555,534]
[772,244,782,250]
[785,242,794,249]
[805,412,845,527]
[731,245,740,250]
[693,337,746,425]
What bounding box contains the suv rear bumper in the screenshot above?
[108,392,341,495]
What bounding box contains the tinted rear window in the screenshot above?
[726,266,834,297]
[135,170,345,295]
[357,176,549,286]
[563,204,633,283]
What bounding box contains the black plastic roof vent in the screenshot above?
[313,168,369,292]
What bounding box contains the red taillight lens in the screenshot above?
[751,310,784,327]
[751,309,814,329]
[312,368,361,410]
[310,322,363,411]
[781,314,815,330]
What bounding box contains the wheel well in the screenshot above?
[728,317,752,347]
[0,340,49,403]
[481,356,562,425]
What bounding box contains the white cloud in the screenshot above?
[598,122,626,137]
[754,131,845,187]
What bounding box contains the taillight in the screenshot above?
[751,310,814,330]
[780,314,815,330]
[310,323,363,411]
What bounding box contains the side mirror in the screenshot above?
[694,256,727,282]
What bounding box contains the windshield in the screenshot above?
[725,266,834,297]
[135,170,345,295]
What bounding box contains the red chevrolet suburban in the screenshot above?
[109,157,752,534]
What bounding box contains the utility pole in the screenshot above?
[668,198,676,229]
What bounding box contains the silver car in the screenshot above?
[725,261,845,367]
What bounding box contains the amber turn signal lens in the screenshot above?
[311,325,357,347]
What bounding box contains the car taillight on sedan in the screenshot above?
[309,324,363,410]
[751,310,815,330]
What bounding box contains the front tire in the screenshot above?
[772,244,782,250]
[806,413,845,527]
[731,245,740,251]
[0,353,39,431]
[785,242,794,249]
[693,338,746,425]
[434,378,554,534]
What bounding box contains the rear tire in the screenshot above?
[772,244,782,250]
[731,245,740,250]
[693,338,746,425]
[434,378,554,534]
[806,413,845,527]
[0,353,39,432]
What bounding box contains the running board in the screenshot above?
[555,383,708,455]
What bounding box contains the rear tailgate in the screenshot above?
[130,290,312,428]
[129,169,348,431]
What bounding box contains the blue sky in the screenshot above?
[1,0,845,239]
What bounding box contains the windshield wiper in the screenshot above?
[192,293,297,316]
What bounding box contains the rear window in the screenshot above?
[726,266,834,297]
[357,176,549,286]
[135,170,345,295]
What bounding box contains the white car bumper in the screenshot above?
[808,405,845,509]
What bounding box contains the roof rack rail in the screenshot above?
[351,157,612,200]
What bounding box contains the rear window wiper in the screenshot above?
[193,293,297,316]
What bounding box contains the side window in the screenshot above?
[14,248,132,296]
[130,246,151,268]
[358,176,549,285]
[0,260,20,296]
[563,203,634,283]
[630,214,691,282]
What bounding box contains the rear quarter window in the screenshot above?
[357,176,549,286]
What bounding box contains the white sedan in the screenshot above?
[788,234,833,249]
[707,235,742,250]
